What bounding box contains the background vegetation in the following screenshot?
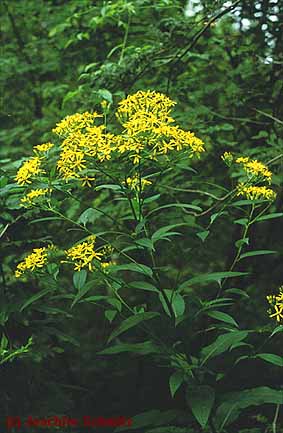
[1,0,282,432]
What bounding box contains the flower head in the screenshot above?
[236,156,272,183]
[125,175,152,191]
[15,247,49,278]
[33,142,54,153]
[52,112,103,137]
[64,236,103,271]
[21,188,51,207]
[236,183,276,201]
[15,156,44,185]
[116,90,176,125]
[267,286,283,323]
[221,151,234,166]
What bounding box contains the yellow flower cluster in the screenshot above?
[267,287,283,323]
[15,91,204,187]
[56,122,115,180]
[52,112,102,137]
[15,156,44,185]
[222,152,276,201]
[33,142,54,153]
[64,236,103,271]
[125,175,152,191]
[15,247,48,278]
[236,184,276,201]
[20,188,51,207]
[236,156,272,183]
[221,151,233,166]
[116,90,176,124]
[114,90,205,162]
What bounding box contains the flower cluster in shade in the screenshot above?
[15,91,205,187]
[64,236,104,272]
[124,175,152,191]
[51,90,205,181]
[236,184,276,201]
[115,91,205,164]
[221,152,276,201]
[15,156,44,186]
[235,156,272,183]
[15,247,49,278]
[267,286,283,323]
[21,188,51,207]
[15,238,113,278]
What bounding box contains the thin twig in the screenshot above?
[166,0,241,92]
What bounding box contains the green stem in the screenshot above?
[119,12,131,64]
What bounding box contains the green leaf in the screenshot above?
[147,203,202,217]
[215,387,283,431]
[179,272,248,290]
[143,194,161,204]
[73,270,87,290]
[225,288,250,299]
[108,312,159,343]
[1,334,8,350]
[239,250,276,260]
[96,184,123,192]
[256,213,283,222]
[110,263,153,277]
[233,218,248,226]
[107,298,122,312]
[128,281,159,292]
[169,371,184,398]
[97,88,113,103]
[196,230,209,242]
[201,331,249,364]
[186,385,215,429]
[207,311,239,328]
[135,238,155,251]
[105,310,117,323]
[210,211,227,225]
[232,199,268,207]
[98,341,160,355]
[70,280,96,308]
[158,290,185,318]
[29,217,62,224]
[235,237,249,248]
[20,288,54,312]
[256,353,283,367]
[77,208,101,225]
[151,224,184,242]
[271,325,283,337]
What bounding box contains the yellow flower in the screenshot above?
[33,142,54,153]
[80,177,96,187]
[267,287,283,323]
[57,148,87,180]
[52,112,103,137]
[236,183,276,201]
[116,90,176,125]
[15,247,48,278]
[65,236,103,271]
[125,175,152,191]
[15,156,44,185]
[53,91,204,170]
[21,188,51,207]
[221,151,233,166]
[236,156,272,183]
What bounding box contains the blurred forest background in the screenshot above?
[0,0,282,432]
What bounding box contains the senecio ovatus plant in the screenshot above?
[13,91,282,431]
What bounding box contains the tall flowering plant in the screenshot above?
[10,91,283,431]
